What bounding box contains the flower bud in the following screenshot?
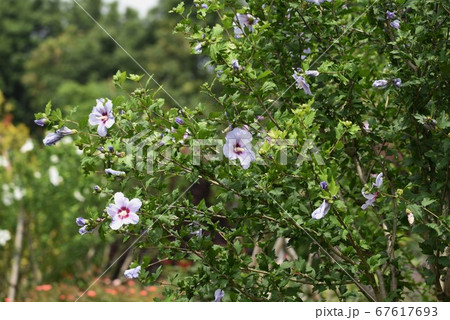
[320,181,328,191]
[175,117,184,125]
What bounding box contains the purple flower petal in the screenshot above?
[311,200,331,220]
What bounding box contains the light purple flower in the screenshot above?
[386,11,395,20]
[362,173,383,210]
[43,126,76,146]
[363,121,370,132]
[390,20,400,29]
[306,0,330,5]
[231,59,242,71]
[194,43,202,53]
[58,127,76,136]
[124,265,141,279]
[105,168,126,177]
[43,132,63,146]
[214,289,225,302]
[393,78,402,88]
[361,189,378,210]
[189,221,203,239]
[88,98,115,137]
[293,71,312,95]
[191,228,203,239]
[320,181,328,191]
[76,217,87,227]
[311,200,331,220]
[372,80,389,89]
[34,118,47,127]
[107,192,141,230]
[234,14,258,38]
[423,118,437,130]
[201,3,208,9]
[78,225,91,235]
[223,128,255,170]
[175,117,184,125]
[301,47,311,60]
[372,173,383,188]
[305,70,320,77]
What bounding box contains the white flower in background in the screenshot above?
[62,136,74,145]
[223,127,256,169]
[107,192,142,230]
[34,172,42,179]
[2,185,13,206]
[406,209,414,226]
[49,166,63,186]
[311,200,331,220]
[20,139,34,153]
[50,155,59,163]
[0,156,10,168]
[124,265,141,279]
[0,230,11,246]
[13,187,24,201]
[88,98,115,137]
[73,190,85,202]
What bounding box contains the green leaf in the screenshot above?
[261,81,277,93]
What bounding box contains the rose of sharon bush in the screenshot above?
[37,0,449,302]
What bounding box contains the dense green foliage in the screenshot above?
[0,0,212,302]
[1,0,449,302]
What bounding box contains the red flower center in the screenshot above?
[118,207,130,219]
[234,142,244,155]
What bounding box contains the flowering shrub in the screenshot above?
[37,0,449,301]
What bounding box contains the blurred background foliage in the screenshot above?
[0,0,210,301]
